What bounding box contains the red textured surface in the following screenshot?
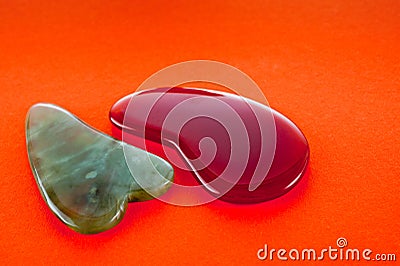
[1,0,399,265]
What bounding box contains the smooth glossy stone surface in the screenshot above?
[26,103,173,234]
[110,87,309,203]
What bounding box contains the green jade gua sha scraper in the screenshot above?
[26,103,174,234]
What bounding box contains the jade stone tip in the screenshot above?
[26,103,174,234]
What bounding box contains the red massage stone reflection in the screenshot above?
[109,87,309,203]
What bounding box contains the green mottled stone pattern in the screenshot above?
[26,103,174,234]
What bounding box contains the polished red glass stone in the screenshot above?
[109,87,309,203]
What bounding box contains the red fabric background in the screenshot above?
[0,0,399,264]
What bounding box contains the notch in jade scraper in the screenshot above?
[109,87,309,204]
[26,103,174,234]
